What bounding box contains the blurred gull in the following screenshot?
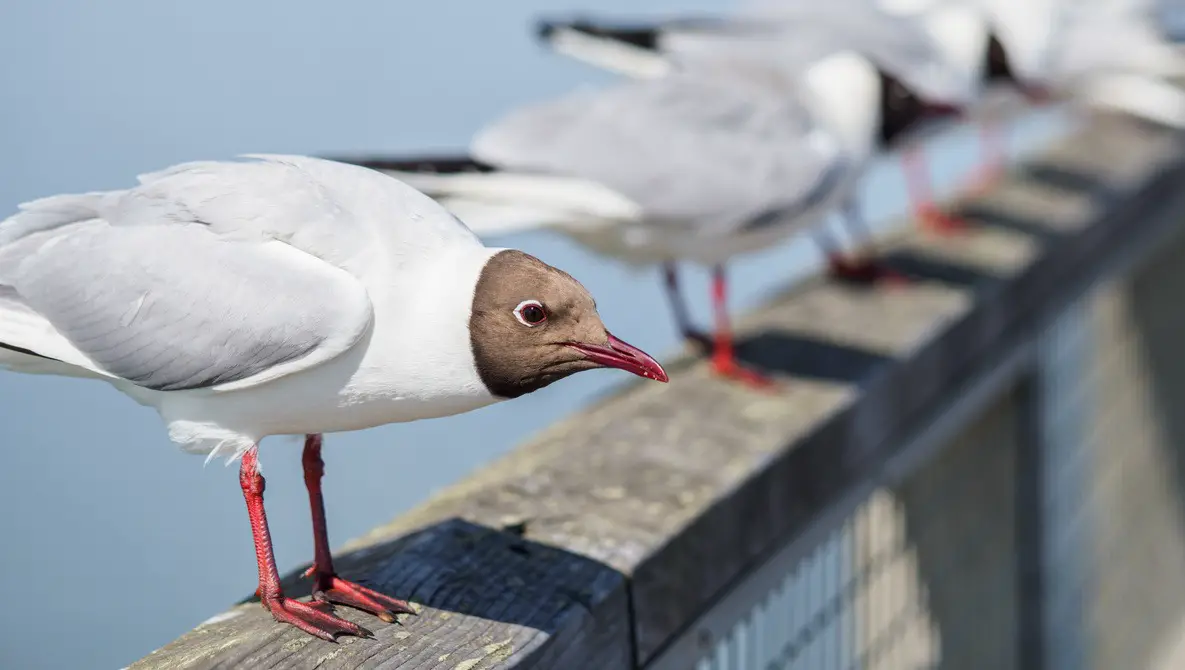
[915,0,1185,197]
[536,0,977,98]
[532,0,1046,233]
[1039,0,1185,128]
[0,155,667,641]
[333,52,960,387]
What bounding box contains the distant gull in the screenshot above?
[529,0,1044,234]
[884,0,1057,226]
[912,0,1185,208]
[1035,0,1185,128]
[332,53,960,387]
[0,155,667,641]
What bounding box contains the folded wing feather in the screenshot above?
[0,156,376,392]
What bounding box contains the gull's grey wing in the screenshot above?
[0,221,372,392]
[0,155,481,282]
[667,2,973,101]
[472,73,848,235]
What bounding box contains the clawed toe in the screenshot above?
[262,596,372,642]
[311,574,416,623]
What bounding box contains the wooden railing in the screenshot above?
[131,112,1185,669]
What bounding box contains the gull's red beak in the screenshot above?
[567,332,669,383]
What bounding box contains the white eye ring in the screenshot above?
[513,299,548,327]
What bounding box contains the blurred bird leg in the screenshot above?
[902,144,968,234]
[708,265,777,388]
[824,198,908,286]
[662,263,776,388]
[663,263,702,346]
[968,118,1006,194]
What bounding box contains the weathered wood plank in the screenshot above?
[136,519,630,670]
[132,112,1185,669]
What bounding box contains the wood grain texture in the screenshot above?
[132,113,1185,669]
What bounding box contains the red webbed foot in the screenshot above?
[827,257,909,287]
[260,594,372,642]
[680,330,780,389]
[306,569,416,623]
[917,205,972,235]
[710,355,780,390]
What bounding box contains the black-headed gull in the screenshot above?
[333,53,960,387]
[911,0,1185,222]
[529,1,1037,237]
[881,0,1057,229]
[0,154,668,641]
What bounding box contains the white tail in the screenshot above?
[372,168,643,233]
[541,26,673,79]
[0,287,109,379]
[440,198,570,237]
[0,194,118,378]
[0,191,109,246]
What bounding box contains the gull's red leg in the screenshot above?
[302,434,415,623]
[967,120,1006,194]
[707,265,776,389]
[240,445,371,642]
[903,145,967,235]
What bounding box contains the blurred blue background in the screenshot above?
[0,1,1068,668]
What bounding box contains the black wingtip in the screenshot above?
[533,17,662,51]
[0,341,56,361]
[535,18,560,42]
[329,154,498,175]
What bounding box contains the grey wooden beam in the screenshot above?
[132,112,1185,669]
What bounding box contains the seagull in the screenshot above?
[1036,0,1185,128]
[529,1,1048,236]
[0,154,668,641]
[914,0,1185,209]
[331,52,960,387]
[886,0,1058,227]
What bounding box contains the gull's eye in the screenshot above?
[513,300,548,327]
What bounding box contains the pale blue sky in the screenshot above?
[0,2,1065,667]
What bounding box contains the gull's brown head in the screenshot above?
[469,249,668,399]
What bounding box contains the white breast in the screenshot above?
[802,51,883,157]
[153,245,506,460]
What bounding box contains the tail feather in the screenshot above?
[1,191,110,246]
[436,197,574,237]
[330,153,643,236]
[537,18,664,50]
[327,154,497,175]
[534,17,675,78]
[0,192,117,377]
[0,285,109,378]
